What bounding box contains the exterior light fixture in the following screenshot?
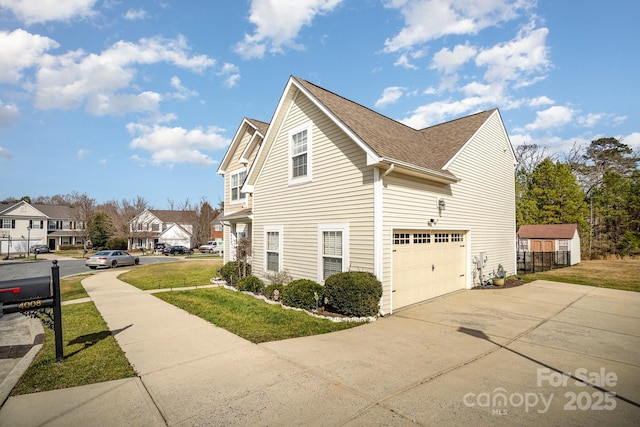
[438,198,446,211]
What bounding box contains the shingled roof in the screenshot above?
[293,76,496,175]
[517,224,578,239]
[246,118,269,135]
[149,209,196,224]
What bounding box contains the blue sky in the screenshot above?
[1,0,638,209]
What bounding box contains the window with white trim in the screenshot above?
[319,224,349,282]
[323,231,342,279]
[289,123,312,184]
[265,228,282,272]
[231,169,247,201]
[559,240,569,251]
[519,239,529,251]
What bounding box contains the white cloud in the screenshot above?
[34,35,215,114]
[0,0,97,24]
[475,25,550,84]
[126,122,230,167]
[0,100,20,128]
[234,0,345,59]
[431,44,477,74]
[384,0,533,53]
[577,113,603,128]
[394,53,418,69]
[0,29,59,84]
[0,146,12,159]
[621,132,640,151]
[169,76,199,100]
[528,96,554,107]
[77,148,91,159]
[123,8,147,20]
[401,97,487,129]
[525,105,575,131]
[375,86,405,108]
[217,63,241,88]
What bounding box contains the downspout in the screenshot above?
[382,163,395,178]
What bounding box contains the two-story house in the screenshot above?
[0,201,86,255]
[218,76,516,314]
[129,209,197,250]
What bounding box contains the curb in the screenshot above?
[0,316,44,408]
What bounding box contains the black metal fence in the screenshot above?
[517,251,572,274]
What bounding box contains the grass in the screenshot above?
[58,274,91,300]
[155,288,363,343]
[521,259,640,292]
[119,259,223,290]
[10,276,136,396]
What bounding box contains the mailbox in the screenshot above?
[0,262,64,360]
[0,276,53,316]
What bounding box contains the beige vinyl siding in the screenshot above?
[381,176,449,312]
[445,112,516,278]
[253,94,375,282]
[226,130,253,211]
[380,112,515,313]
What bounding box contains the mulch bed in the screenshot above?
[472,277,525,290]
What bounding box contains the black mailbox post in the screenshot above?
[0,261,64,361]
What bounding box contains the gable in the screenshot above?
[246,76,502,189]
[218,118,268,175]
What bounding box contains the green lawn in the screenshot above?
[119,259,223,290]
[521,259,640,292]
[155,288,362,343]
[11,302,136,395]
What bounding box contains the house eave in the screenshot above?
[376,159,459,184]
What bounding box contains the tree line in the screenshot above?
[1,193,222,249]
[516,137,640,258]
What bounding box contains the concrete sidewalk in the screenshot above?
[1,273,639,425]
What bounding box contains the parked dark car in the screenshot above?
[30,244,50,254]
[154,242,166,250]
[162,245,193,256]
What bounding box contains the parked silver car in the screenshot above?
[86,250,140,269]
[30,244,50,254]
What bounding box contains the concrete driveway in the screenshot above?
[261,280,640,425]
[1,277,638,426]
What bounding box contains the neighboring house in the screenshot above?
[218,76,516,314]
[517,224,581,265]
[0,201,86,253]
[210,213,224,242]
[129,209,196,250]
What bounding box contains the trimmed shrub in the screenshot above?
[106,237,128,250]
[237,275,265,294]
[264,284,284,301]
[281,279,324,310]
[59,244,84,251]
[218,261,252,285]
[324,272,382,317]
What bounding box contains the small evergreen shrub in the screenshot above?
[264,284,284,301]
[236,275,265,294]
[218,261,251,285]
[59,244,84,251]
[106,237,128,250]
[281,279,324,310]
[324,272,382,317]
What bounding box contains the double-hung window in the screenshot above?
[265,226,283,272]
[318,224,349,282]
[289,123,312,184]
[231,169,247,202]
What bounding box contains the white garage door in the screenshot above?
[392,230,467,310]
